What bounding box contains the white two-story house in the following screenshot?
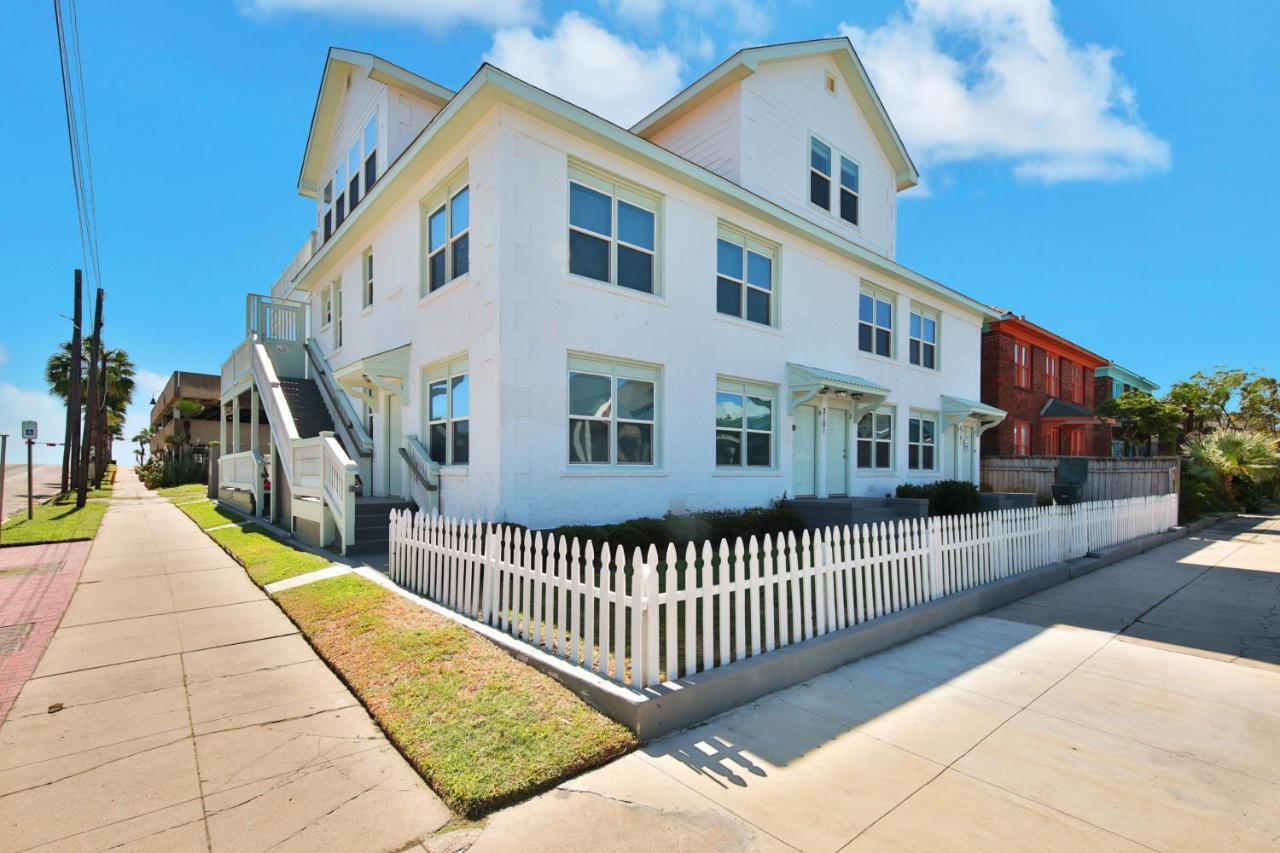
[217,38,1005,552]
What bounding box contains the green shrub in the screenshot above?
[895,480,981,517]
[1178,477,1228,524]
[139,450,207,490]
[541,504,807,557]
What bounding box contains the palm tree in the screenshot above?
[1183,430,1280,492]
[173,399,206,445]
[45,341,136,421]
[132,427,154,463]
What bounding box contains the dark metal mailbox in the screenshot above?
[1056,458,1089,486]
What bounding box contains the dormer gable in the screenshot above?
[634,38,918,192]
[298,48,454,200]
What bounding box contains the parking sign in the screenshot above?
[21,421,37,440]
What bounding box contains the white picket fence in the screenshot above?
[388,494,1177,690]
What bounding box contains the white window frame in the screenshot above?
[909,304,940,370]
[856,406,895,471]
[423,356,469,467]
[332,280,343,350]
[1013,340,1031,388]
[567,354,659,468]
[838,155,859,226]
[809,135,832,212]
[362,249,374,309]
[321,285,332,329]
[362,114,378,194]
[715,224,777,327]
[859,284,895,359]
[567,163,661,296]
[907,410,938,471]
[1045,353,1060,397]
[420,173,470,297]
[714,378,776,469]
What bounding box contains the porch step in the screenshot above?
[349,497,415,554]
[278,377,336,440]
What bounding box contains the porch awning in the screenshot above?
[941,394,1007,430]
[786,363,890,413]
[333,343,411,408]
[1039,398,1115,426]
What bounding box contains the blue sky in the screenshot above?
[2,0,1277,464]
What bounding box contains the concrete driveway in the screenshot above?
[474,514,1280,852]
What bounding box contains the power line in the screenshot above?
[52,0,104,303]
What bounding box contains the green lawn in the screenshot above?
[207,523,332,585]
[276,574,636,817]
[0,499,107,546]
[156,483,207,499]
[174,499,246,531]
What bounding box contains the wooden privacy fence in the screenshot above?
[981,456,1180,501]
[388,494,1177,691]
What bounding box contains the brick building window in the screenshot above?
[1067,427,1086,456]
[1012,420,1031,456]
[1042,426,1060,455]
[1062,361,1084,403]
[1012,341,1030,388]
[1045,354,1059,397]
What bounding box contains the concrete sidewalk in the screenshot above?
[474,514,1280,852]
[0,469,450,852]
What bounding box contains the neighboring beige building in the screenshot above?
[151,371,266,456]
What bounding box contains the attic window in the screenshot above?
[825,72,836,95]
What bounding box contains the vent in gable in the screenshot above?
[825,71,836,95]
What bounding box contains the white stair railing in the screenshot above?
[401,434,441,516]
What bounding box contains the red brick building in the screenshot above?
[980,315,1112,458]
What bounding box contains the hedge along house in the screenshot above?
[217,39,1007,551]
[1095,363,1162,456]
[980,313,1113,460]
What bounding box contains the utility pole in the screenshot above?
[96,342,108,487]
[64,270,83,494]
[77,287,102,508]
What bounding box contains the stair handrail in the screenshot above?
[401,434,441,516]
[250,338,300,487]
[304,338,373,458]
[320,433,358,554]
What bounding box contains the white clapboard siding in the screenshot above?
[388,494,1177,690]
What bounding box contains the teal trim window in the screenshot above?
[716,226,775,326]
[423,181,469,295]
[425,357,469,466]
[859,286,894,357]
[857,409,894,469]
[715,380,775,468]
[568,355,658,466]
[909,306,938,369]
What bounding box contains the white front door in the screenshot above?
[825,408,848,495]
[793,405,817,496]
[954,424,975,483]
[385,392,403,497]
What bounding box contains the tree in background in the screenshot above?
[1182,429,1279,513]
[132,426,154,463]
[1096,391,1183,456]
[45,341,136,429]
[1165,368,1279,435]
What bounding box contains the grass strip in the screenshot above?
[174,499,247,532]
[275,574,637,817]
[156,483,207,499]
[0,499,107,546]
[207,523,332,585]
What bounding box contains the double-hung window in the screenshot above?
[332,281,343,349]
[839,156,859,225]
[909,306,938,368]
[321,286,332,328]
[810,137,832,209]
[568,166,658,294]
[859,286,894,357]
[347,143,361,209]
[567,355,657,466]
[857,409,893,470]
[715,226,775,326]
[1013,340,1031,388]
[1042,426,1060,455]
[907,411,937,471]
[425,357,469,466]
[1067,427,1086,456]
[1045,354,1060,397]
[715,380,774,468]
[423,179,470,295]
[363,115,378,192]
[362,250,374,308]
[322,180,334,241]
[1013,420,1031,456]
[333,162,347,229]
[1065,362,1084,403]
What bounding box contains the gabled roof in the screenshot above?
[285,59,1000,320]
[986,314,1109,369]
[632,38,920,191]
[297,48,455,198]
[1096,363,1159,392]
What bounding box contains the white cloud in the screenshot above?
[0,384,68,466]
[487,13,684,127]
[237,0,536,30]
[841,0,1170,184]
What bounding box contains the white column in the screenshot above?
[816,399,829,499]
[219,401,227,453]
[232,396,241,453]
[250,386,260,455]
